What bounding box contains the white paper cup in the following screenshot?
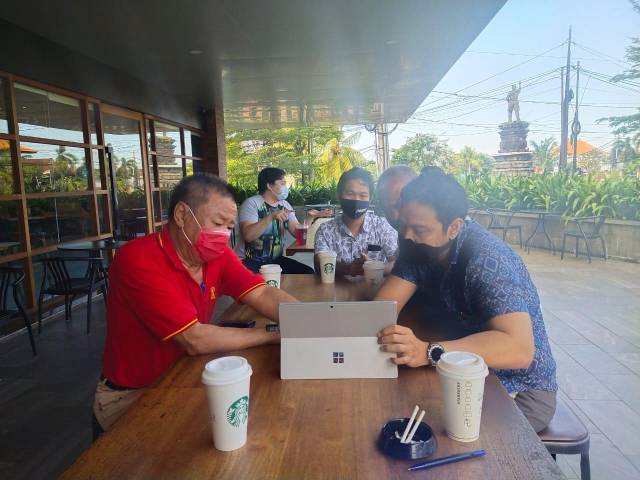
[259,264,282,289]
[317,251,337,284]
[436,351,489,442]
[363,260,385,287]
[202,356,253,451]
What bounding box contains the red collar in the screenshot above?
[158,226,190,272]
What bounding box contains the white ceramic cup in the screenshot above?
[436,351,489,442]
[201,356,253,451]
[363,260,385,287]
[317,251,337,284]
[259,264,282,288]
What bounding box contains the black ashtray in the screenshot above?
[378,418,438,460]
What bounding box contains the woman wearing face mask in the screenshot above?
[314,167,398,277]
[239,167,330,274]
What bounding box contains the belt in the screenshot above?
[100,375,135,391]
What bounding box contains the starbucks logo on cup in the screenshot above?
[227,395,249,427]
[323,263,335,274]
[267,279,279,287]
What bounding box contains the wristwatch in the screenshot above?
[427,342,445,366]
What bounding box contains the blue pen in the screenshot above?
[407,449,486,471]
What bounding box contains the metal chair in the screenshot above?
[560,215,607,263]
[539,399,591,480]
[37,256,106,334]
[487,208,523,249]
[0,268,37,356]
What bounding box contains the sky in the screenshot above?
[352,0,640,159]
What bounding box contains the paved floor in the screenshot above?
[0,248,638,479]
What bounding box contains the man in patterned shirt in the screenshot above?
[315,167,397,277]
[375,172,557,432]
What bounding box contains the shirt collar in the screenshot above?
[448,219,472,266]
[340,211,371,238]
[159,225,189,271]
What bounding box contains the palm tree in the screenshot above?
[54,145,80,175]
[530,137,558,172]
[316,132,367,183]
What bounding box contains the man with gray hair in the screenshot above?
[376,165,417,229]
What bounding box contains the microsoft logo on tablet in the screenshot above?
[332,352,344,364]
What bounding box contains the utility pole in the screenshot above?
[571,61,581,171]
[559,27,572,170]
[374,123,390,174]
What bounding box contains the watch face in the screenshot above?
[431,345,444,363]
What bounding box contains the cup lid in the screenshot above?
[317,250,337,257]
[259,264,282,273]
[436,351,488,380]
[202,356,252,386]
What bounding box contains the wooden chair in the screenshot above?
[37,256,106,334]
[560,215,607,264]
[0,268,37,356]
[487,208,523,249]
[539,399,590,480]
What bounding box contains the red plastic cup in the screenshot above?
[295,224,309,246]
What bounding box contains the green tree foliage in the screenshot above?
[226,126,342,185]
[530,137,558,172]
[451,146,494,175]
[599,0,640,151]
[390,133,453,171]
[316,132,368,182]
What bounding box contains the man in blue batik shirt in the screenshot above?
[375,172,557,432]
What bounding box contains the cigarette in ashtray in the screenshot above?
[397,405,426,444]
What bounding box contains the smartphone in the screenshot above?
[217,320,256,328]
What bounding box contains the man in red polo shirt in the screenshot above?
[93,174,296,434]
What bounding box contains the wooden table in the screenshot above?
[62,276,563,480]
[285,240,314,256]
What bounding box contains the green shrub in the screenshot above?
[460,173,640,221]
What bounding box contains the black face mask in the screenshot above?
[340,199,369,219]
[398,236,452,266]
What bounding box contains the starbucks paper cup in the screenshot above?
[363,260,385,287]
[436,351,489,442]
[202,356,253,451]
[317,251,337,284]
[259,264,282,288]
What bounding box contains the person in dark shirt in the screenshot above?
[375,172,557,432]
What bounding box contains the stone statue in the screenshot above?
[506,82,521,123]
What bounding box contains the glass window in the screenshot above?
[154,121,181,156]
[0,139,14,194]
[153,191,162,223]
[157,155,183,188]
[160,189,172,221]
[184,130,202,157]
[15,83,84,143]
[0,78,8,134]
[149,155,159,188]
[91,149,103,190]
[88,103,100,145]
[102,112,148,239]
[27,196,93,249]
[97,194,110,235]
[146,118,153,151]
[0,200,23,257]
[20,143,88,193]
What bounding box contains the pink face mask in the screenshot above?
[182,206,231,263]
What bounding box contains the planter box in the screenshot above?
[470,210,640,263]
